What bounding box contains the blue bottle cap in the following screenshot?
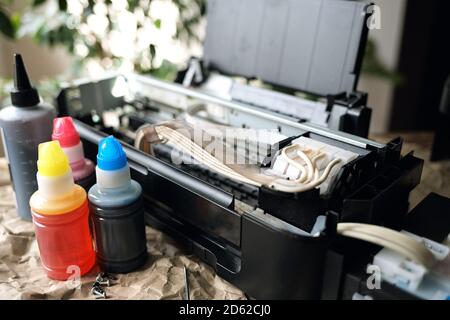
[97,136,127,171]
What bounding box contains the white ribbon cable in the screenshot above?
[337,223,435,268]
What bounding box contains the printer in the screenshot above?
[56,0,450,299]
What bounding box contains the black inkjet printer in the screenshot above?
[56,0,450,300]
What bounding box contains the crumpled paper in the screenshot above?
[0,158,245,300]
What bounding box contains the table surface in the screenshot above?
[0,132,449,299]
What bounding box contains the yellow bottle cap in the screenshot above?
[37,141,70,177]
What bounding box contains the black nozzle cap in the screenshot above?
[10,53,40,107]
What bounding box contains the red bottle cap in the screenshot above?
[52,116,80,148]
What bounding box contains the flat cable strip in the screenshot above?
[155,125,342,193]
[156,126,249,179]
[186,104,286,159]
[156,126,234,174]
[158,130,254,184]
[155,126,261,187]
[337,223,435,268]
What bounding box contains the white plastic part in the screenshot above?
[402,231,450,261]
[96,164,131,190]
[270,137,358,194]
[62,142,85,165]
[36,171,75,199]
[352,293,373,300]
[285,164,302,181]
[271,156,289,177]
[373,247,427,291]
[372,231,450,293]
[445,234,450,247]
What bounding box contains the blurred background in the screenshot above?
[0,0,449,205]
[0,0,449,134]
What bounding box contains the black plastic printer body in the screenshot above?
[55,0,450,299]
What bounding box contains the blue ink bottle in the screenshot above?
[88,136,147,273]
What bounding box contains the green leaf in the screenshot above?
[150,59,178,81]
[149,43,156,68]
[127,0,140,11]
[88,0,95,10]
[149,44,156,58]
[154,19,161,29]
[10,12,20,32]
[0,9,15,38]
[32,0,47,6]
[58,0,67,11]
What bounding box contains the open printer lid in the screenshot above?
[203,0,372,97]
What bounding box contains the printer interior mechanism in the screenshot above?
[56,0,450,300]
